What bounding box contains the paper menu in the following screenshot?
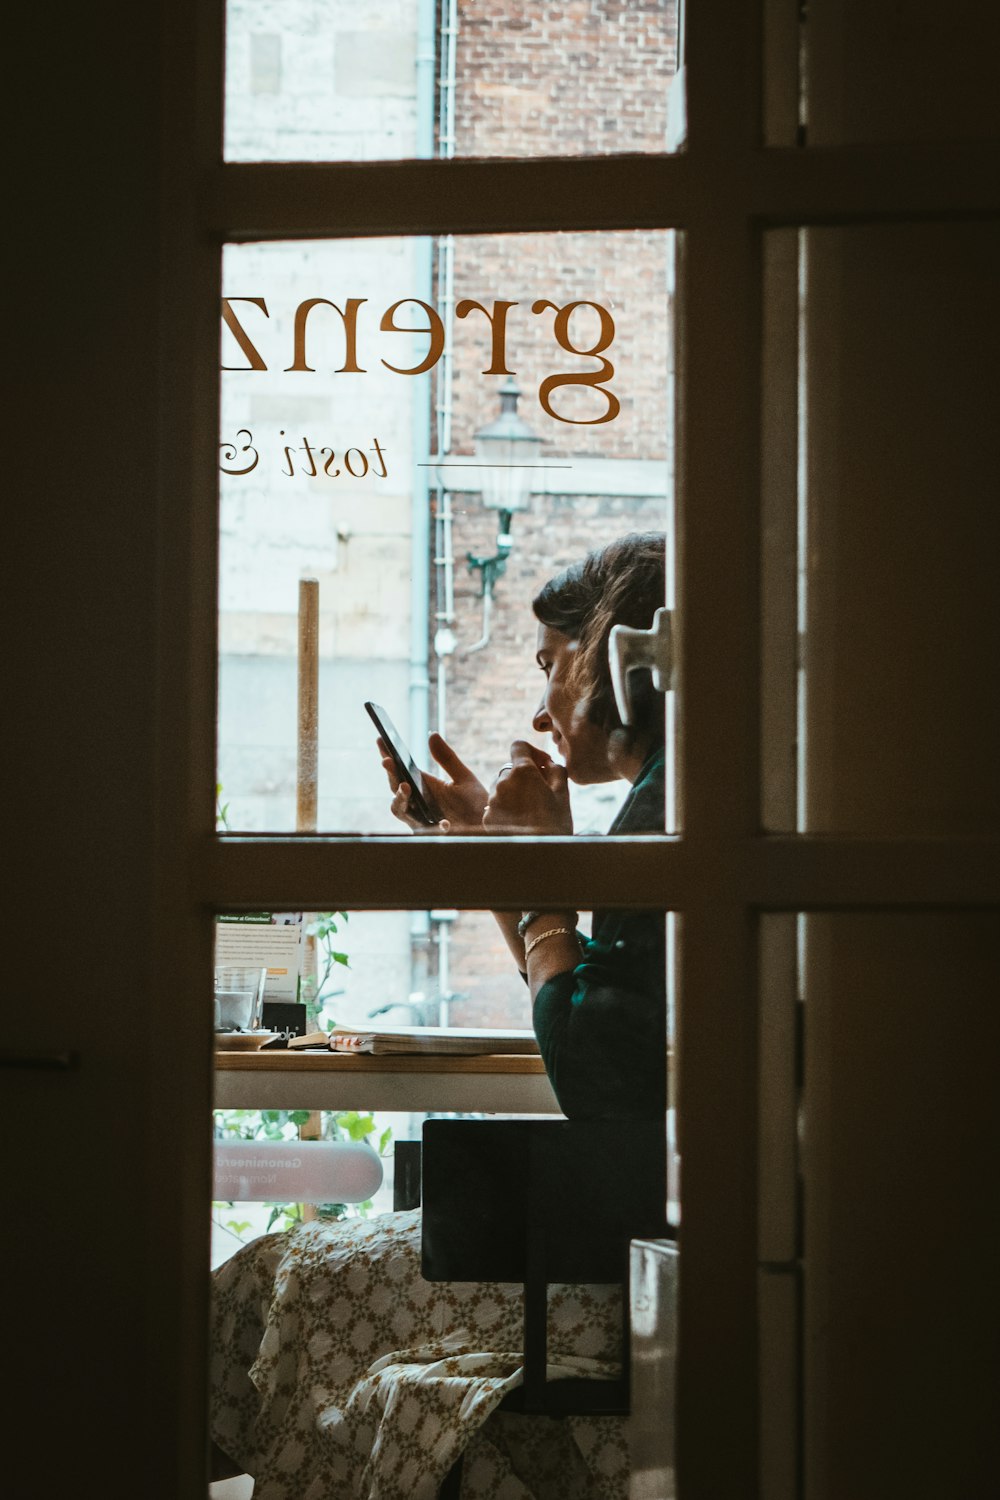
[289,1026,540,1056]
[215,913,304,1003]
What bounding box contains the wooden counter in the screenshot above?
[214,1048,561,1114]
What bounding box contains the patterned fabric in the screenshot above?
[211,1209,631,1498]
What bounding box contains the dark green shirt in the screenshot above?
[533,746,667,1121]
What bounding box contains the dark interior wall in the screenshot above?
[8,2,210,1493]
[808,0,1000,145]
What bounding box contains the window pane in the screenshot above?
[217,230,676,834]
[210,901,675,1242]
[224,0,682,162]
[759,907,999,1494]
[797,910,997,1497]
[210,891,676,1488]
[760,221,1000,834]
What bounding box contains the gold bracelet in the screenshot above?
[524,925,577,960]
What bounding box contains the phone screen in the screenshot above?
[364,702,443,825]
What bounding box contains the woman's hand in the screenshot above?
[482,740,573,835]
[379,732,489,833]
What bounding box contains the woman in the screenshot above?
[211,533,667,1499]
[383,529,666,1121]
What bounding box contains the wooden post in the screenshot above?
[297,577,319,834]
[297,577,319,1010]
[297,579,322,1220]
[299,1114,323,1223]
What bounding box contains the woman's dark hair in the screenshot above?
[532,532,667,745]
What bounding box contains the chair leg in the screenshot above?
[209,1440,245,1482]
[438,1452,464,1499]
[393,1140,422,1210]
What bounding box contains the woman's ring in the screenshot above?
[497,762,514,777]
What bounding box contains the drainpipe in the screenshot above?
[409,0,437,995]
[434,0,459,741]
[431,0,460,1023]
[433,231,457,728]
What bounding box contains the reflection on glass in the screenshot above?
[218,230,675,833]
[224,0,682,163]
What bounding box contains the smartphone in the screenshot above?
[364,701,443,825]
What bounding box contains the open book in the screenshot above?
[287,1026,540,1056]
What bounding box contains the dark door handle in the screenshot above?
[0,1049,80,1071]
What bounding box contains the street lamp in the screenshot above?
[466,377,544,597]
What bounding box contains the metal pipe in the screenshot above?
[409,0,438,976]
[432,0,459,735]
[431,0,460,1019]
[411,0,436,759]
[438,923,451,1028]
[464,583,494,654]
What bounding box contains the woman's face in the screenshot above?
[532,624,616,784]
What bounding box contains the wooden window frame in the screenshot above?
[153,3,1000,1493]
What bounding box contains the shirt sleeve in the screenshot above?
[532,747,667,1120]
[533,908,666,1121]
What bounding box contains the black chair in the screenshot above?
[417,1117,670,1498]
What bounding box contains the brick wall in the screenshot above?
[444,230,672,458]
[453,0,677,159]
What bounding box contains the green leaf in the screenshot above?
[344,1112,375,1142]
[378,1126,393,1156]
[289,1110,312,1127]
[334,1110,375,1140]
[264,1201,303,1232]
